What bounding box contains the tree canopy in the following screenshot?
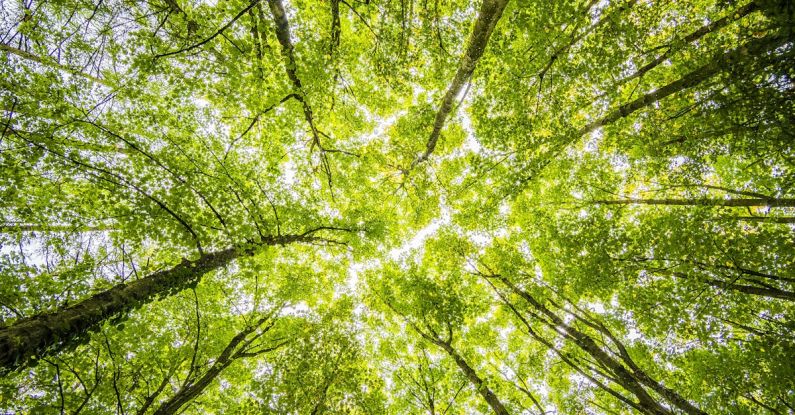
[1,0,793,413]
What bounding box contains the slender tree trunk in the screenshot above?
[389,297,512,415]
[0,43,112,87]
[520,31,789,184]
[576,31,789,139]
[267,0,320,143]
[0,232,326,372]
[436,341,511,415]
[671,272,795,301]
[565,300,709,415]
[136,369,174,415]
[496,275,707,415]
[592,197,795,207]
[151,313,281,415]
[612,1,759,89]
[484,278,646,414]
[416,0,509,164]
[329,0,341,55]
[0,223,111,233]
[736,216,795,224]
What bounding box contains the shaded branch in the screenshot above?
[155,0,261,58]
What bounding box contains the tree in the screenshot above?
[1,0,793,413]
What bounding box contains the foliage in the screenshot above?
[0,0,793,413]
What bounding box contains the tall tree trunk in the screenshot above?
[136,371,173,415]
[592,197,795,207]
[0,232,329,372]
[329,0,341,56]
[416,0,509,164]
[267,0,336,185]
[436,341,510,415]
[151,313,282,415]
[496,275,707,415]
[520,31,789,184]
[562,297,709,415]
[387,298,512,415]
[736,216,795,224]
[483,277,647,413]
[670,272,795,301]
[577,31,789,139]
[611,1,759,89]
[267,0,320,144]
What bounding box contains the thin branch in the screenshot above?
[155,0,261,58]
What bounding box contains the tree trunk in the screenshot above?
[576,31,789,139]
[736,216,795,224]
[416,0,509,164]
[484,277,646,413]
[151,313,280,415]
[437,341,511,415]
[612,1,759,89]
[496,276,705,415]
[0,232,325,372]
[268,0,320,142]
[592,197,795,207]
[674,272,795,301]
[520,31,789,184]
[0,248,236,372]
[392,297,513,415]
[566,300,709,415]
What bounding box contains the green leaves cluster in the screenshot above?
[1,0,793,413]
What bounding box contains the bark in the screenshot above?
[267,0,320,144]
[388,297,512,415]
[329,0,341,56]
[496,275,706,415]
[562,299,708,415]
[151,314,281,415]
[632,370,708,415]
[736,216,795,224]
[577,31,789,140]
[612,1,759,89]
[268,0,302,89]
[0,248,234,372]
[592,197,795,207]
[0,43,112,87]
[436,341,510,415]
[481,276,645,413]
[416,0,509,165]
[268,0,336,187]
[626,256,795,290]
[520,31,789,184]
[672,272,795,301]
[0,232,331,372]
[136,369,174,415]
[710,263,795,284]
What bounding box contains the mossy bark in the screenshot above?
[0,248,238,372]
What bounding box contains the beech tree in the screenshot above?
[1,0,793,413]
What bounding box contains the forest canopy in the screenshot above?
[0,0,793,413]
